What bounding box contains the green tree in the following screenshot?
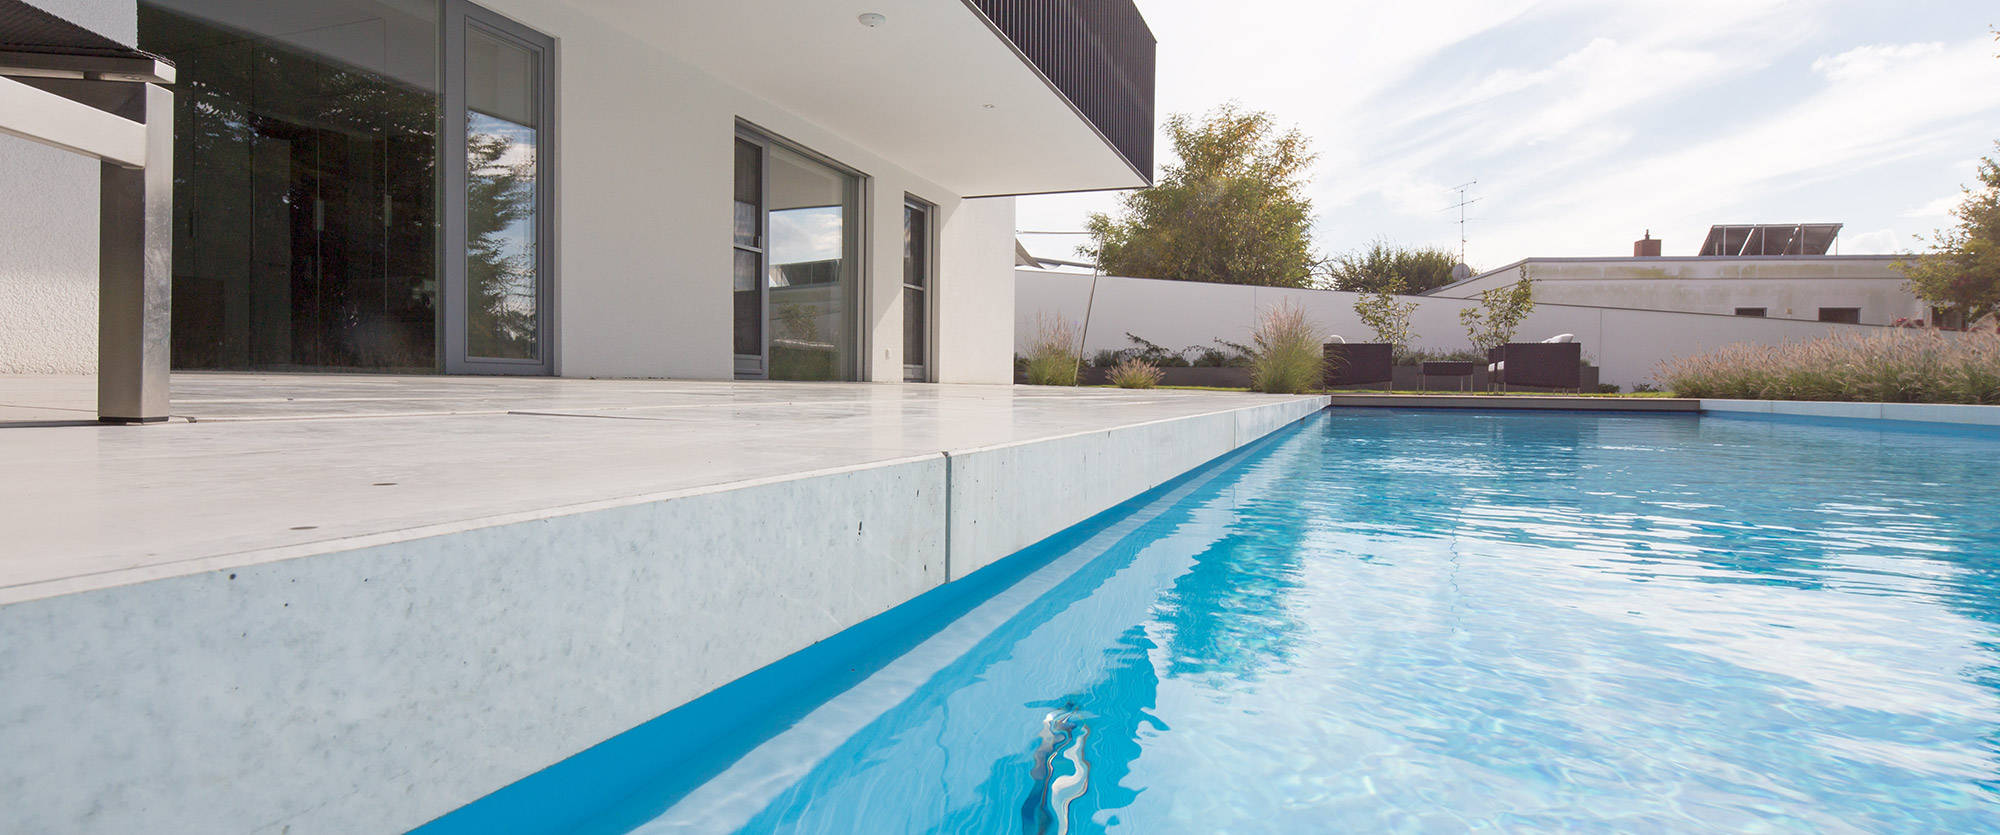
[1897,144,2000,325]
[1084,104,1317,287]
[1459,266,1536,351]
[1325,240,1463,294]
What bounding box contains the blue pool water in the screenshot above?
[436,408,2000,832]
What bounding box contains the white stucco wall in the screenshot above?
[0,2,135,375]
[1016,269,1896,390]
[934,197,1016,384]
[1428,256,1923,326]
[0,137,100,374]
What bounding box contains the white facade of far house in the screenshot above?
[0,0,1155,384]
[1426,255,1923,327]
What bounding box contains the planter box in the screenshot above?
[1022,366,1254,388]
[1334,365,1601,393]
[1021,364,1601,392]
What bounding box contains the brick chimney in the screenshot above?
[1633,230,1661,257]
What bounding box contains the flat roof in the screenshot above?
[1423,253,1901,295]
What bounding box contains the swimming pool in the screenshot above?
[430,408,2000,832]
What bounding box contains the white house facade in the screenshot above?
[1424,227,1925,327]
[1426,254,1921,326]
[0,0,1155,390]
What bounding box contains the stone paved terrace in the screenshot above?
[0,373,1325,603]
[1,372,1327,833]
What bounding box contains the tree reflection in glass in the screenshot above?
[465,112,537,359]
[464,27,539,361]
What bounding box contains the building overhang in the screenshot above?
[583,0,1153,197]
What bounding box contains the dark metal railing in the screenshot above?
[969,0,1155,183]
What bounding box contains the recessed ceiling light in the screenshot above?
[982,103,996,110]
[858,12,886,27]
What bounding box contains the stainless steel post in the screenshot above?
[97,83,172,423]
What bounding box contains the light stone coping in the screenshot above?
[0,394,1328,835]
[1324,394,1699,412]
[948,396,1327,577]
[1700,399,2000,427]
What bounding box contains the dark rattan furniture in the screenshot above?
[1325,343,1393,388]
[1419,361,1476,391]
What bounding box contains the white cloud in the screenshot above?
[1478,34,2000,260]
[1843,228,1903,254]
[1024,0,2000,268]
[1902,192,1964,219]
[769,208,844,265]
[1811,42,1945,82]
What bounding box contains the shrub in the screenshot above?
[1108,357,1165,388]
[1656,328,2000,403]
[1022,313,1082,386]
[1249,301,1326,393]
[1207,339,1257,367]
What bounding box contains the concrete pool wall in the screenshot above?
[0,385,1326,835]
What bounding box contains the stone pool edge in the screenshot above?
[0,395,1327,835]
[1325,393,2000,429]
[1699,398,2000,428]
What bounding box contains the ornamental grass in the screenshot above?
[1656,328,2000,404]
[1108,357,1165,388]
[1022,313,1082,386]
[1249,301,1327,394]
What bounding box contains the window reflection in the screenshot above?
[464,27,539,360]
[903,203,929,379]
[763,145,855,381]
[142,0,440,371]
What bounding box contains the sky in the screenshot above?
[1015,0,2000,272]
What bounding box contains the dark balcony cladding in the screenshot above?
[970,0,1156,182]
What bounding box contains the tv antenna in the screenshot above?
[1443,181,1481,265]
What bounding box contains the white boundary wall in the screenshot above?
[1017,269,1892,389]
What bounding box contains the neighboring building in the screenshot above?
[0,0,1155,385]
[1425,226,1925,326]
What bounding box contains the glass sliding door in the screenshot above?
[903,198,933,382]
[443,1,554,374]
[144,0,556,376]
[142,0,441,372]
[734,129,862,381]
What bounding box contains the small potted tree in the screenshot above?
[1351,280,1418,389]
[1460,267,1585,392]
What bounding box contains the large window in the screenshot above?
[145,0,441,371]
[903,198,933,382]
[732,129,862,381]
[444,3,553,374]
[141,0,553,374]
